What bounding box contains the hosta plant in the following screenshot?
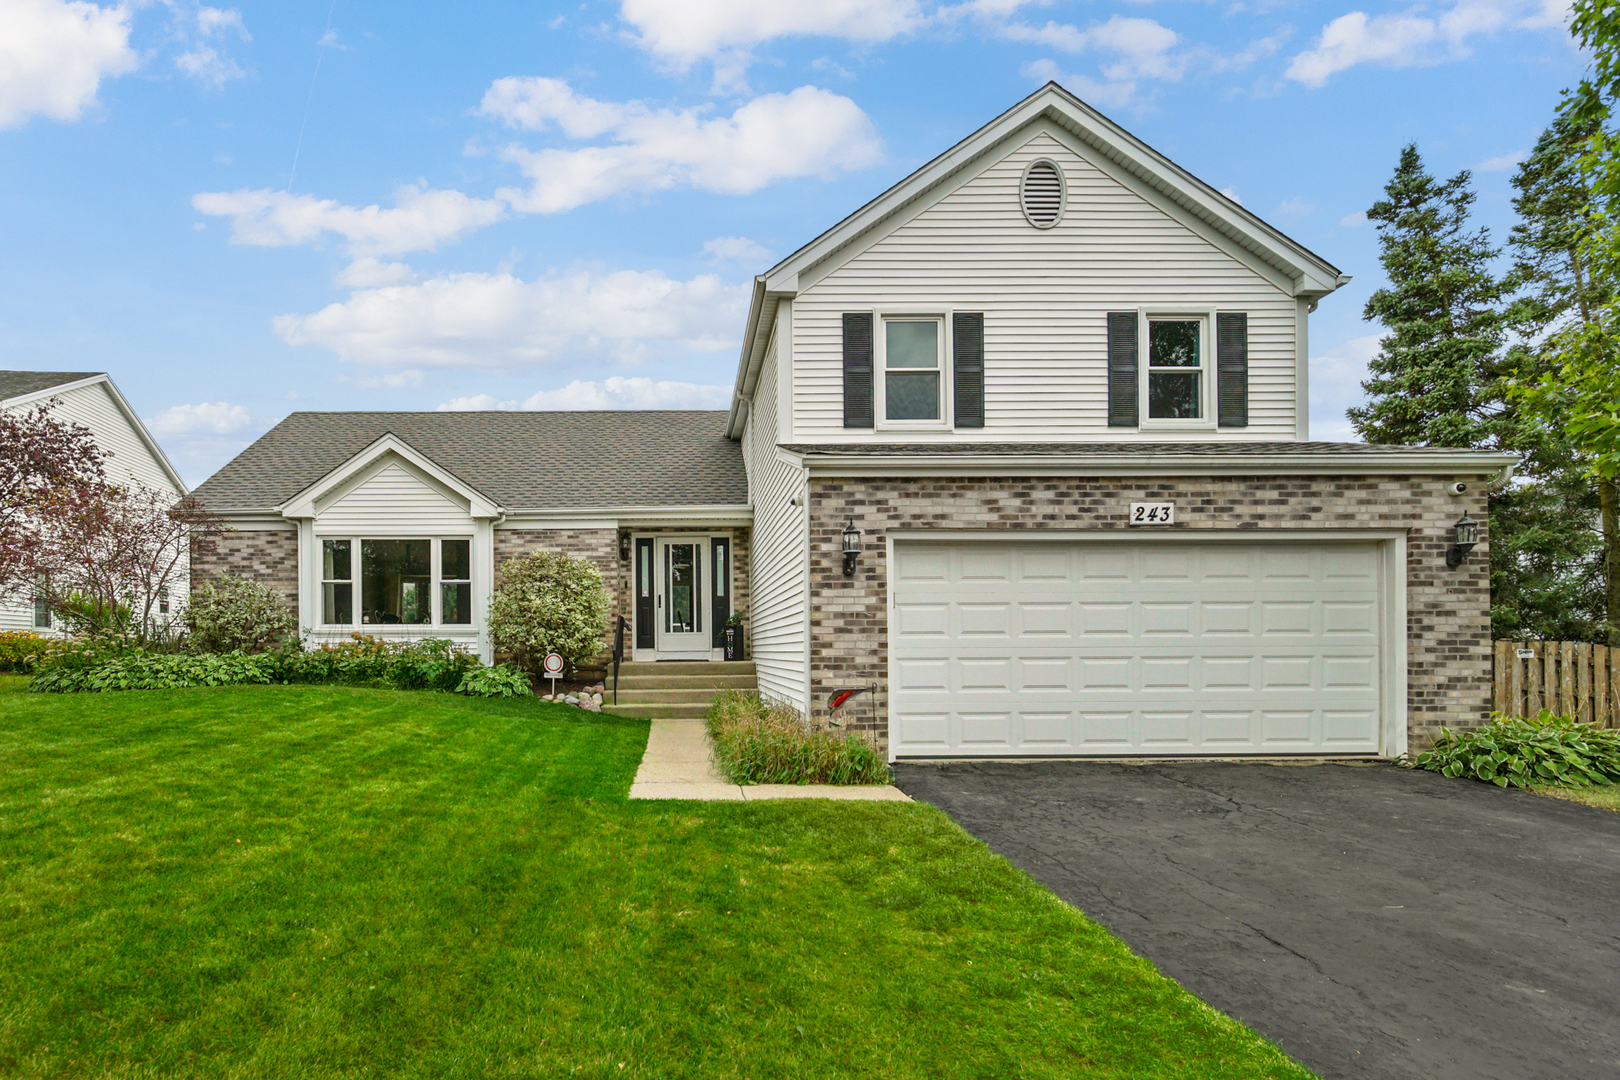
[1415,711,1620,789]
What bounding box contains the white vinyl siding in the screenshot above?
[791,126,1300,442]
[315,462,475,535]
[744,318,810,711]
[47,381,180,491]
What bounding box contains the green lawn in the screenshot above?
[1535,784,1620,812]
[0,680,1312,1080]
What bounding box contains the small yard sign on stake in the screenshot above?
[1516,648,1536,660]
[542,652,565,697]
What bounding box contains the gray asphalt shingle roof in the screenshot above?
[190,411,748,512]
[0,370,102,402]
[779,441,1501,457]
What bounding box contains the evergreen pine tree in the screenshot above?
[1349,145,1507,448]
[1499,112,1618,642]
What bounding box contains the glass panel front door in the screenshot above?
[656,539,709,656]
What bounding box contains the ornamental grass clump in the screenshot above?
[706,690,890,786]
[1414,710,1620,789]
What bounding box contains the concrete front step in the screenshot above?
[612,673,758,691]
[602,702,713,720]
[614,660,755,677]
[612,688,738,704]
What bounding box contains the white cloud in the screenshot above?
[1286,0,1566,87]
[343,370,424,390]
[1340,211,1366,227]
[1219,186,1243,205]
[484,81,883,213]
[190,184,505,256]
[438,377,731,412]
[144,401,253,436]
[273,267,749,369]
[1016,17,1187,108]
[174,5,250,92]
[334,257,417,288]
[0,0,138,129]
[1274,196,1315,218]
[618,0,928,68]
[702,236,774,263]
[1309,333,1382,441]
[1477,150,1527,171]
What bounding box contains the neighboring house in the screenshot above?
[191,83,1514,759]
[0,370,189,634]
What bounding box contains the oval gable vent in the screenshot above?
[1020,160,1064,229]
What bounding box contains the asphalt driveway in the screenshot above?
[893,760,1620,1080]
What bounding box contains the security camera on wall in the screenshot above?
[1449,482,1468,496]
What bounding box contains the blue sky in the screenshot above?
[0,0,1587,484]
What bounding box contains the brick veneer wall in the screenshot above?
[191,529,300,619]
[806,474,1496,753]
[492,526,751,655]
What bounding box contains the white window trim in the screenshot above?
[1138,308,1218,432]
[875,310,953,432]
[315,535,475,629]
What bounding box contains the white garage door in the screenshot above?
[889,539,1387,757]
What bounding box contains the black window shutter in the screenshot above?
[710,537,729,649]
[842,312,874,429]
[634,537,654,649]
[953,312,985,428]
[1107,312,1139,427]
[1217,312,1249,428]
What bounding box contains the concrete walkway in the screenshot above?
[627,718,910,801]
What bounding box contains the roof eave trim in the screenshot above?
[793,450,1518,478]
[278,432,505,519]
[726,277,777,440]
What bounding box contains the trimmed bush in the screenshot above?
[487,551,610,675]
[0,631,49,672]
[456,664,534,698]
[706,690,890,786]
[186,575,297,653]
[1415,711,1620,789]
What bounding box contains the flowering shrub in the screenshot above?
[487,551,610,675]
[0,631,49,672]
[185,575,297,653]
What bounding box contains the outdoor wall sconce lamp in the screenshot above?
[842,519,862,577]
[618,530,631,561]
[1445,512,1479,568]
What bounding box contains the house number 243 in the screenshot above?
[1129,502,1175,525]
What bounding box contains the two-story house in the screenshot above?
[2,370,189,635]
[190,83,1514,759]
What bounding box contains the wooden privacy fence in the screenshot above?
[1493,640,1620,727]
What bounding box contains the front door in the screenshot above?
[656,538,709,658]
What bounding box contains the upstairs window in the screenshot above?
[1147,318,1204,420]
[882,317,944,423]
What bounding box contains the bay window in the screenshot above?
[317,537,473,627]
